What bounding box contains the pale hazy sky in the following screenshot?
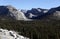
[0,0,60,9]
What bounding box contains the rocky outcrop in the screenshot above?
[0,28,29,39]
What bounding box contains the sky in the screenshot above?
[0,0,60,10]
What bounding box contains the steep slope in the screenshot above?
[25,6,60,20]
[0,5,17,20]
[0,5,60,21]
[47,6,60,20]
[25,8,48,19]
[0,5,32,21]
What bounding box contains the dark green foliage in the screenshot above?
[0,20,60,39]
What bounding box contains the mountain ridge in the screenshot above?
[0,5,60,21]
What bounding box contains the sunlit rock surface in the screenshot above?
[0,5,60,21]
[0,29,29,39]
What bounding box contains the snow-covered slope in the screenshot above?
[0,29,29,39]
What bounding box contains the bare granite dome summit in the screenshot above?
[0,5,32,21]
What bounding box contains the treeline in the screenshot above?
[0,20,60,39]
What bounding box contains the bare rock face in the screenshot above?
[49,11,60,20]
[47,6,60,20]
[26,8,48,19]
[0,29,29,39]
[0,5,60,21]
[0,5,31,21]
[0,5,17,20]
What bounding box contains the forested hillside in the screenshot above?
[0,20,60,39]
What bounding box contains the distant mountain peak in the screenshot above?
[0,5,60,21]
